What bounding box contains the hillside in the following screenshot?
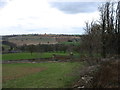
[3,34,81,46]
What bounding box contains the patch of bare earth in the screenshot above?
[3,67,46,82]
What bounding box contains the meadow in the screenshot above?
[3,62,84,88]
[59,41,80,46]
[2,52,80,60]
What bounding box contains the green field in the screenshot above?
[59,41,80,46]
[3,62,83,88]
[2,52,80,60]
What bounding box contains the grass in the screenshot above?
[2,52,67,60]
[2,52,80,60]
[59,41,80,46]
[2,62,84,88]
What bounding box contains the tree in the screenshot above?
[99,2,116,57]
[2,47,4,52]
[27,44,35,55]
[81,1,120,58]
[19,44,27,51]
[81,21,101,57]
[115,1,120,55]
[99,3,107,58]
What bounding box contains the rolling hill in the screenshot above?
[4,34,81,46]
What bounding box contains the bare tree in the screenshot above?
[81,21,101,57]
[99,3,107,58]
[81,1,120,58]
[115,1,120,55]
[99,2,115,57]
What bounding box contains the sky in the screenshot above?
[0,0,107,35]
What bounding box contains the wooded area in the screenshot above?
[81,1,120,58]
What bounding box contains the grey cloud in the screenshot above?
[50,2,100,14]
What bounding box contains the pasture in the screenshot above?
[59,41,80,46]
[2,52,80,60]
[3,62,84,88]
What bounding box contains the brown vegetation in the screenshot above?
[91,59,120,88]
[73,58,120,88]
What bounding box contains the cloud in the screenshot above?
[0,0,100,35]
[50,2,100,14]
[0,0,11,8]
[0,1,6,8]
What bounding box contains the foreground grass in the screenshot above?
[2,52,70,60]
[3,62,83,88]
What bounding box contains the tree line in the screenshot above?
[18,44,79,55]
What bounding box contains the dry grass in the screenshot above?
[91,59,120,88]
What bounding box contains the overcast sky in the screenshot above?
[0,0,104,35]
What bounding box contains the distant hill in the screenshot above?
[2,34,81,46]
